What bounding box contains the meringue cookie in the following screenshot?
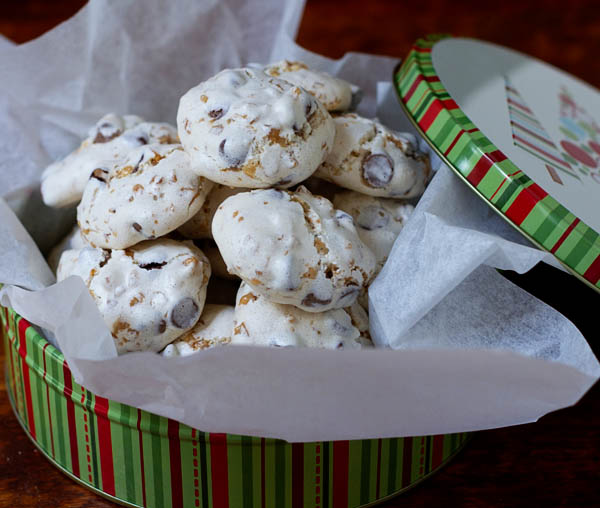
[212,186,376,312]
[316,114,430,198]
[333,190,414,273]
[161,304,234,357]
[57,239,210,354]
[177,67,335,188]
[41,113,178,208]
[232,282,369,349]
[264,60,354,112]
[78,144,213,249]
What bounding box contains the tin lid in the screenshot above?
[395,35,600,293]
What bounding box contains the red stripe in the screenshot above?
[510,121,570,163]
[431,435,444,469]
[443,129,466,156]
[292,443,304,508]
[442,98,459,110]
[424,75,440,83]
[260,438,266,508]
[419,98,443,132]
[42,343,55,459]
[332,441,349,508]
[62,363,80,478]
[375,439,382,498]
[507,97,533,114]
[401,437,413,487]
[94,396,116,497]
[167,419,183,508]
[468,150,507,186]
[136,409,147,507]
[413,46,432,53]
[513,134,572,168]
[550,218,580,254]
[209,433,230,508]
[583,255,600,284]
[17,319,36,440]
[506,183,548,225]
[403,74,424,103]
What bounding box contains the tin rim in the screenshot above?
[394,34,600,294]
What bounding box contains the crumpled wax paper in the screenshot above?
[0,0,597,442]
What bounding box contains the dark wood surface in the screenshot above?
[1,1,600,507]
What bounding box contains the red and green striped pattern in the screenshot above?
[1,306,468,508]
[395,34,600,292]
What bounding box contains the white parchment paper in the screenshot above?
[0,0,598,442]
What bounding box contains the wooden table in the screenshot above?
[1,1,599,506]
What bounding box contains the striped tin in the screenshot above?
[395,34,600,293]
[1,305,468,508]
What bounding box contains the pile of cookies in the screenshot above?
[42,61,430,356]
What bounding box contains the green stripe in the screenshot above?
[243,437,256,508]
[198,432,210,508]
[83,390,100,488]
[386,438,398,495]
[563,226,599,267]
[359,440,372,505]
[525,200,567,247]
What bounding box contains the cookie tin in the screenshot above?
[2,306,468,508]
[395,34,600,293]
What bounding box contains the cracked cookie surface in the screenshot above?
[57,238,211,354]
[77,143,213,249]
[177,67,335,188]
[264,60,354,112]
[212,186,376,312]
[41,113,178,208]
[316,113,431,198]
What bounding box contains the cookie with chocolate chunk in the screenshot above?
[316,114,430,198]
[161,304,234,357]
[333,190,414,274]
[57,239,210,354]
[78,144,213,249]
[231,282,371,349]
[212,186,376,312]
[41,113,178,208]
[177,67,335,188]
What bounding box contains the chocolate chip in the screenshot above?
[158,320,166,334]
[93,126,121,144]
[136,136,148,145]
[325,265,335,279]
[338,287,359,305]
[171,298,199,329]
[219,138,247,166]
[99,249,111,268]
[361,153,394,188]
[138,261,167,270]
[132,222,143,232]
[301,293,332,308]
[357,206,390,230]
[209,108,224,120]
[90,168,108,183]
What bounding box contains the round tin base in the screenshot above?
[2,306,470,508]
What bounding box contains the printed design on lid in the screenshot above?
[504,77,575,185]
[557,86,600,184]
